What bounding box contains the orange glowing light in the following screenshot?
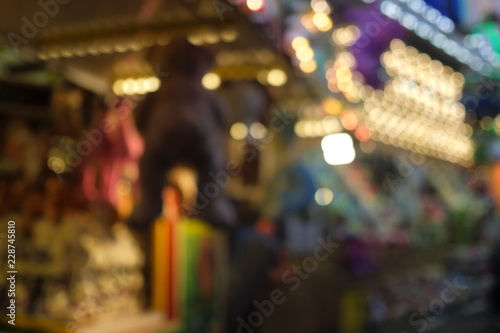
[355,125,370,142]
[322,97,343,115]
[328,82,340,93]
[340,111,358,130]
[247,0,264,11]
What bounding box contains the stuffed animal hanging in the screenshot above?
[128,38,235,229]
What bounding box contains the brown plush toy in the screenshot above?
[128,37,235,229]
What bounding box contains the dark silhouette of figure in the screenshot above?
[128,38,235,229]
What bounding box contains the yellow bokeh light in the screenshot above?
[332,25,360,46]
[230,122,248,140]
[267,69,287,86]
[337,51,356,69]
[336,67,352,82]
[312,0,331,14]
[296,46,314,62]
[322,97,343,115]
[313,12,333,31]
[147,77,160,92]
[220,29,239,42]
[187,34,204,46]
[390,39,406,54]
[202,73,221,90]
[300,60,317,73]
[113,79,124,95]
[301,13,316,32]
[292,36,309,50]
[247,0,264,11]
[122,78,135,95]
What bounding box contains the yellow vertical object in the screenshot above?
[152,216,169,312]
[151,192,229,331]
[340,290,366,333]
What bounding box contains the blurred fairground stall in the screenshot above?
[0,0,500,332]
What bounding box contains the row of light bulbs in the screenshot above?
[300,0,334,33]
[382,40,465,112]
[287,0,334,74]
[332,25,361,47]
[215,49,275,66]
[365,106,474,166]
[365,86,471,134]
[388,0,455,33]
[294,116,342,138]
[37,28,238,60]
[113,77,160,96]
[230,122,268,140]
[324,6,475,165]
[380,0,500,75]
[384,79,465,122]
[362,40,474,165]
[112,67,288,95]
[326,51,366,103]
[202,68,288,90]
[187,28,239,45]
[291,36,318,73]
[37,32,171,60]
[382,40,464,99]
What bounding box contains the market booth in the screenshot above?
[0,1,307,332]
[1,0,500,333]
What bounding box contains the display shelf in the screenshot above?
[79,311,174,333]
[1,312,176,333]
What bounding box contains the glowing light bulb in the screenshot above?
[313,12,333,31]
[230,122,248,140]
[315,188,334,206]
[292,36,309,50]
[249,122,267,139]
[267,69,287,86]
[296,46,314,62]
[202,73,221,90]
[300,60,317,73]
[321,133,356,165]
[247,0,264,11]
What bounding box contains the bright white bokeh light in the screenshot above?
[249,122,268,139]
[430,32,446,48]
[401,13,418,30]
[416,22,432,38]
[381,1,402,20]
[409,0,426,14]
[315,188,334,206]
[321,133,356,165]
[425,7,440,24]
[437,16,455,33]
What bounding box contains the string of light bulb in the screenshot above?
[363,39,474,166]
[380,0,500,76]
